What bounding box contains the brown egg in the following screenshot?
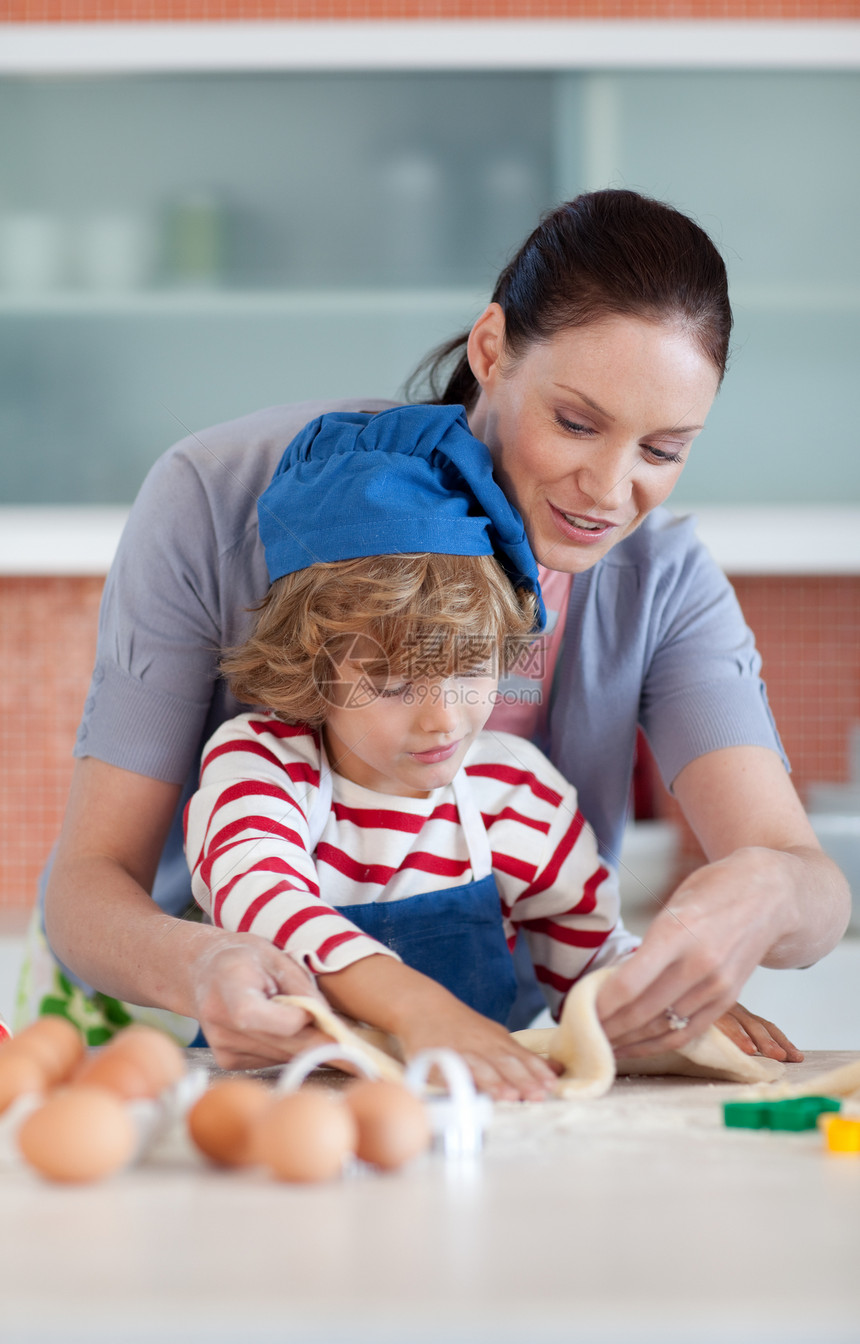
[105,1025,186,1095]
[5,1016,84,1084]
[252,1089,357,1183]
[18,1084,137,1183]
[188,1078,272,1167]
[75,1048,153,1101]
[344,1079,432,1170]
[0,1051,48,1114]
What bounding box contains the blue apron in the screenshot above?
[309,758,518,1027]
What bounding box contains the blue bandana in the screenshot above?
[258,404,545,631]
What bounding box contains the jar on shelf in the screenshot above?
[162,189,226,289]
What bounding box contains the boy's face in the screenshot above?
[321,646,499,798]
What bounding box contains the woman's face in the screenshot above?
[467,308,720,574]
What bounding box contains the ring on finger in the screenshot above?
[664,1006,690,1032]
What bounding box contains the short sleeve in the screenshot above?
[535,510,791,865]
[72,398,398,791]
[74,448,229,785]
[639,518,788,790]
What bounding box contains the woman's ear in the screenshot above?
[466,303,507,391]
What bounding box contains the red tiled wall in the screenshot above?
[2,0,856,20]
[732,577,860,790]
[0,577,103,911]
[1,572,858,911]
[650,576,860,877]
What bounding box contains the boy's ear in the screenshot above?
[467,303,507,392]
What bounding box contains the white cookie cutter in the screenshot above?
[127,1067,211,1161]
[274,1044,491,1159]
[274,1044,401,1180]
[405,1049,493,1158]
[275,1043,384,1094]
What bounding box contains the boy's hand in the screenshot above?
[320,954,558,1101]
[394,998,560,1102]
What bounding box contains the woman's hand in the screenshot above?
[715,1002,803,1063]
[599,746,850,1058]
[189,934,333,1071]
[597,845,817,1058]
[45,760,336,1070]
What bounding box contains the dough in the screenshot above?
[272,994,405,1083]
[747,1058,860,1102]
[513,965,616,1098]
[512,966,785,1098]
[274,965,786,1100]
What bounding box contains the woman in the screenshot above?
[37,189,850,1069]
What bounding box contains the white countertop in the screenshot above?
[1,1050,858,1344]
[2,505,860,577]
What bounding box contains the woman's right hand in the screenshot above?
[45,759,332,1070]
[188,932,333,1071]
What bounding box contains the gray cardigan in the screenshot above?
[69,397,785,918]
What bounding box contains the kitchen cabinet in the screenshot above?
[0,42,858,507]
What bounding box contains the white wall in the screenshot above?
[0,937,23,1029]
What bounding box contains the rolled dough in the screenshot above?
[512,966,785,1097]
[272,994,405,1082]
[275,967,785,1100]
[744,1057,860,1102]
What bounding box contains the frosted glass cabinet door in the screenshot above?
[0,68,857,505]
[554,71,860,507]
[0,72,552,504]
[0,294,486,503]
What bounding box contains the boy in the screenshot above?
[184,404,638,1100]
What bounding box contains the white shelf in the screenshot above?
[677,505,860,576]
[3,505,860,577]
[732,284,860,313]
[0,508,130,576]
[0,287,486,317]
[0,20,858,73]
[1,283,858,318]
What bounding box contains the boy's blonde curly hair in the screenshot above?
[222,552,536,727]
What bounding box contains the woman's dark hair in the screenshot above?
[407,189,732,409]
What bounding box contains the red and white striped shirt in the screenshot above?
[184,715,638,1019]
